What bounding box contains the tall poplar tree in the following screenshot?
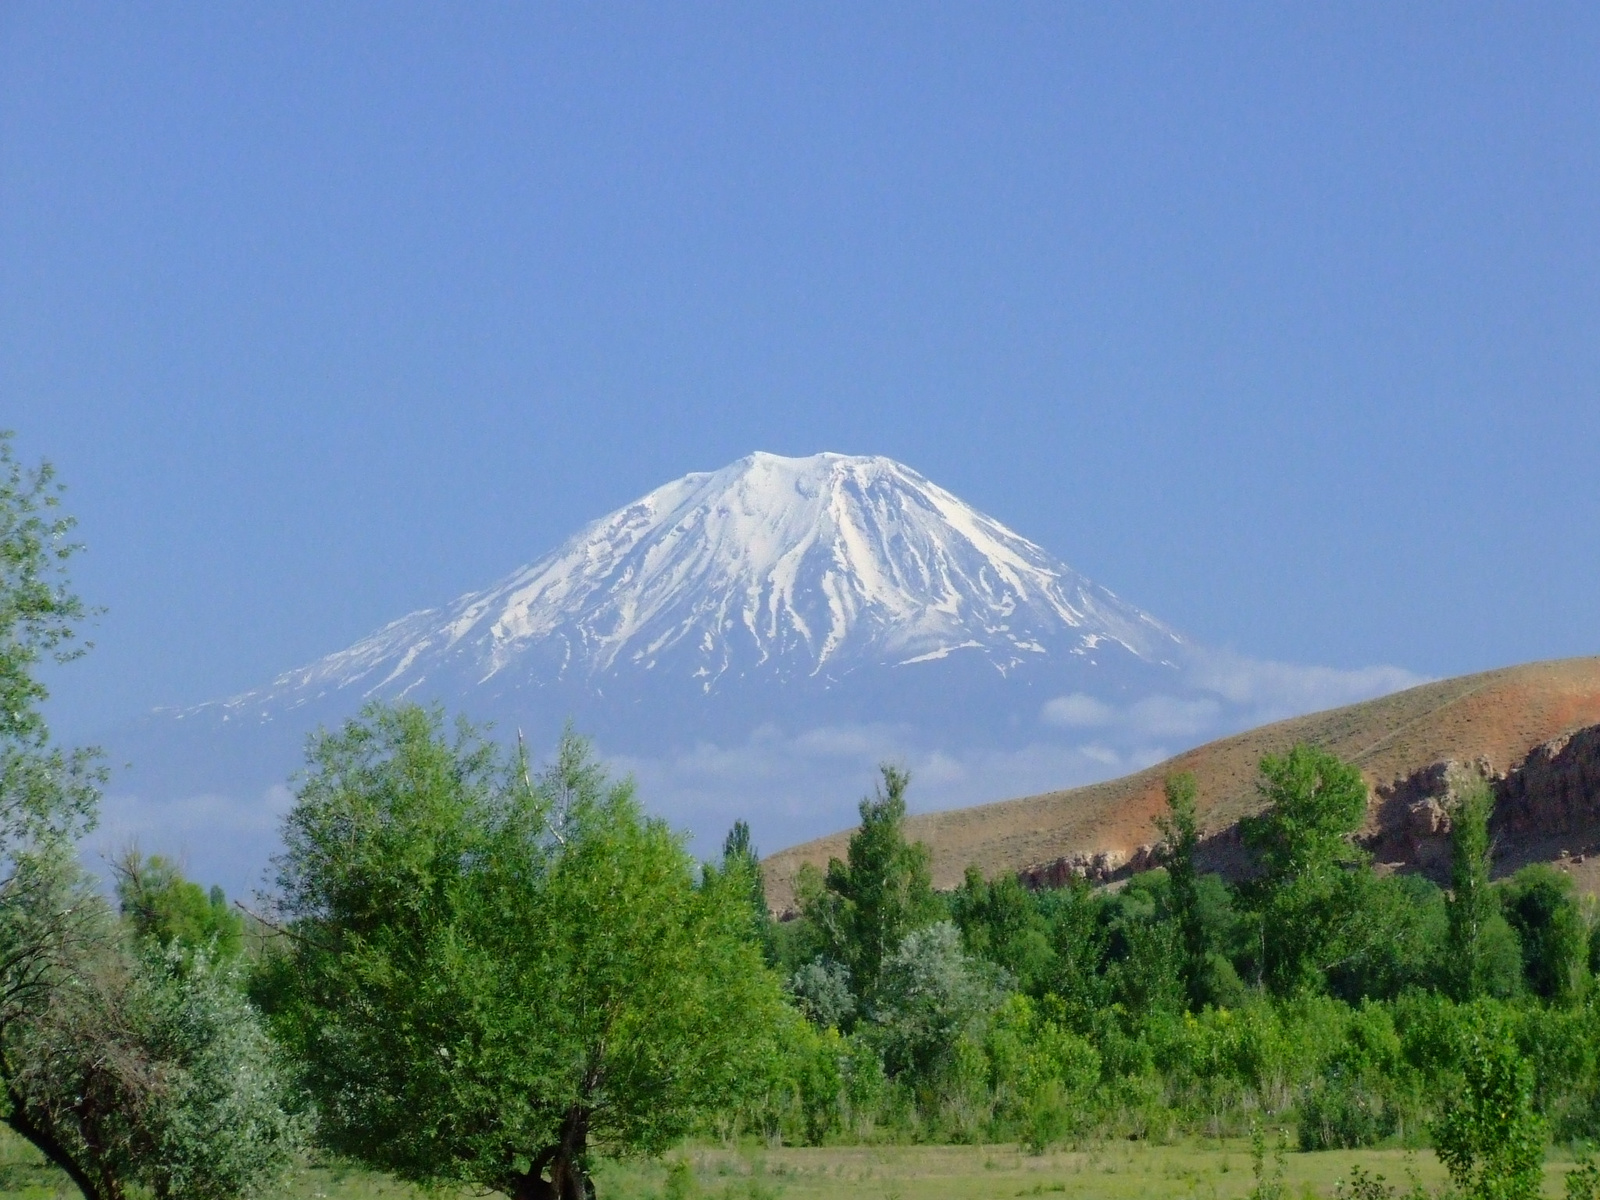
[1445,775,1501,1000]
[1155,772,1207,1009]
[802,765,940,1009]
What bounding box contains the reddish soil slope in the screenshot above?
[763,656,1600,911]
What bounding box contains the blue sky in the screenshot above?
[5,3,1598,742]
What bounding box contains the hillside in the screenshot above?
[763,655,1600,910]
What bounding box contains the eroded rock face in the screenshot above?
[1495,726,1600,840]
[1019,843,1158,888]
[1363,757,1494,883]
[1311,728,1600,883]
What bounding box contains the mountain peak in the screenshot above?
[228,452,1183,711]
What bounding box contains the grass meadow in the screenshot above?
[0,1132,1591,1200]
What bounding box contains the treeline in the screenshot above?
[757,753,1600,1179]
[4,432,1599,1200]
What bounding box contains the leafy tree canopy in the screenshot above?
[0,437,300,1200]
[1445,777,1524,1002]
[1500,863,1587,1004]
[114,851,244,959]
[266,705,787,1200]
[1241,744,1368,885]
[1433,1007,1545,1200]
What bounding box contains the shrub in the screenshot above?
[789,958,855,1029]
[1336,1166,1397,1200]
[1299,1067,1395,1150]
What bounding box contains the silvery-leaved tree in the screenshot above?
[0,431,109,1189]
[0,434,304,1200]
[264,705,788,1200]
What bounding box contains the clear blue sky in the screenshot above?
[5,3,1597,741]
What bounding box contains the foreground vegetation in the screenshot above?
[5,433,1600,1200]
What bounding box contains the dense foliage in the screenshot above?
[261,706,790,1200]
[752,746,1600,1193]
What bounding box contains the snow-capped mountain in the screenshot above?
[102,452,1418,895]
[222,452,1181,717]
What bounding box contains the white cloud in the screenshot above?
[1186,649,1427,722]
[606,723,1153,860]
[1078,743,1121,767]
[92,649,1428,895]
[1126,695,1222,738]
[1041,692,1221,739]
[1040,693,1115,727]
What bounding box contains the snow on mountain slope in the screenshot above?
[216,452,1184,714]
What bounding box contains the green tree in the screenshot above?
[1100,871,1186,1019]
[986,993,1100,1152]
[1035,880,1109,1025]
[1501,863,1588,1004]
[787,958,856,1029]
[10,934,304,1200]
[1241,745,1368,884]
[1432,1010,1545,1200]
[113,852,244,959]
[708,820,775,963]
[801,765,940,1010]
[869,922,1001,1097]
[1239,745,1379,995]
[0,436,107,1187]
[950,866,1054,995]
[1445,777,1523,1000]
[268,705,787,1200]
[1155,772,1208,1008]
[0,434,103,840]
[0,437,301,1200]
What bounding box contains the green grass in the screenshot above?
[0,1131,1587,1200]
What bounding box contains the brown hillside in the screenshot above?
[762,655,1600,911]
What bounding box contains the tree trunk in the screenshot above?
[549,1105,592,1200]
[4,1103,113,1200]
[510,1107,593,1200]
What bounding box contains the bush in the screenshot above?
[987,994,1099,1151]
[1336,1166,1397,1200]
[871,922,1002,1087]
[1568,1154,1600,1200]
[1298,1067,1395,1150]
[789,958,855,1029]
[794,1025,845,1145]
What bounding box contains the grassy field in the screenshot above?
[0,1132,1588,1200]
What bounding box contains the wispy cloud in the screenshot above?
[97,651,1427,894]
[1040,693,1115,727]
[1184,649,1427,722]
[1041,653,1424,746]
[607,725,1156,859]
[88,783,296,897]
[1041,691,1219,739]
